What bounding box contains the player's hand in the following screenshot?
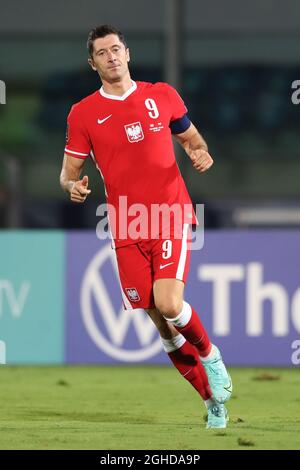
[70,175,91,203]
[190,149,214,173]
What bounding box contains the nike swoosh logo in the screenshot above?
[224,379,232,393]
[97,114,112,124]
[159,262,174,270]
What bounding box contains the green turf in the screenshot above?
[0,366,299,450]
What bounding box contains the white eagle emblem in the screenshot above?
[124,122,144,143]
[125,288,140,302]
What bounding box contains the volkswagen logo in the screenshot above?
[80,243,162,362]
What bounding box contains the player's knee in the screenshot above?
[155,296,183,318]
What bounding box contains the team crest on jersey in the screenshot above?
[124,122,144,143]
[125,287,140,302]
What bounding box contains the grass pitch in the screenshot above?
[0,366,299,450]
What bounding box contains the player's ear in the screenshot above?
[88,57,97,72]
[126,48,130,63]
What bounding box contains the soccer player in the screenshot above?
[60,25,232,429]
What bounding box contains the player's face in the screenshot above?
[89,34,130,83]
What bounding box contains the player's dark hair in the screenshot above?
[87,25,127,57]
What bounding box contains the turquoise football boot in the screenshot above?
[206,403,228,429]
[201,345,232,404]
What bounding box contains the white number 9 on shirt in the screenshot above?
[145,98,159,119]
[162,240,172,259]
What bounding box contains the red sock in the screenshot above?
[168,340,212,400]
[176,306,212,357]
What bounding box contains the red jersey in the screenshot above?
[65,80,197,247]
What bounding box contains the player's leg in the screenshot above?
[153,279,231,404]
[153,278,210,355]
[115,242,227,427]
[115,240,209,386]
[151,228,232,404]
[145,307,212,402]
[146,307,228,428]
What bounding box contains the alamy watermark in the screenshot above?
[0,340,6,364]
[291,80,300,105]
[95,198,205,250]
[0,80,6,104]
[291,340,300,365]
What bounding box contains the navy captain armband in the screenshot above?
[170,114,191,134]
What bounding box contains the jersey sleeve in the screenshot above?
[164,83,188,122]
[64,104,91,159]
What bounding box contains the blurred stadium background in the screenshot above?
[0,0,300,450]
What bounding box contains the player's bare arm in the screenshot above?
[175,122,214,173]
[60,154,91,203]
